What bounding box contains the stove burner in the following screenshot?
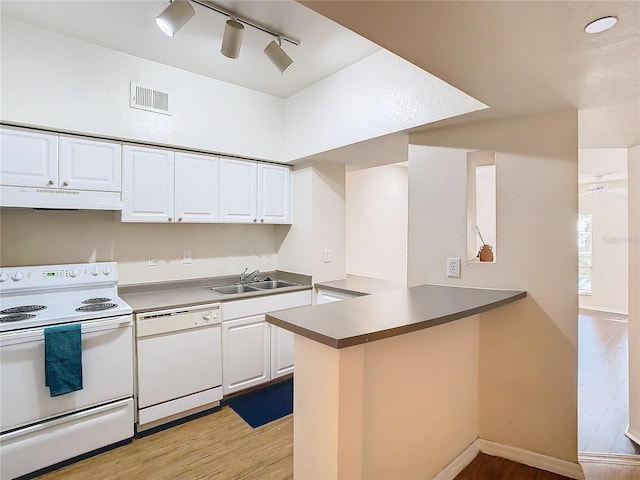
[82,298,112,304]
[0,305,47,314]
[76,303,117,312]
[0,313,37,322]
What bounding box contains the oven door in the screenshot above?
[0,315,133,432]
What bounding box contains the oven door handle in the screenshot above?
[0,315,132,346]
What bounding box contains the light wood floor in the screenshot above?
[578,309,640,455]
[33,406,639,480]
[36,406,293,480]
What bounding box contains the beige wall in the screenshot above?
[277,161,346,283]
[579,179,629,314]
[627,145,640,443]
[0,208,286,285]
[408,110,579,463]
[294,316,479,479]
[346,164,408,284]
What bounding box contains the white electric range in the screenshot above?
[0,262,134,480]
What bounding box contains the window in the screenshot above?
[578,214,592,295]
[467,151,496,261]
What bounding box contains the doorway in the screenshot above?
[577,148,639,456]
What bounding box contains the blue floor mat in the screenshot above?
[227,379,293,428]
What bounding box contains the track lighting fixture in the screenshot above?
[220,18,244,59]
[155,0,300,72]
[264,37,294,74]
[155,0,195,38]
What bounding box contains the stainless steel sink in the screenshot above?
[210,284,259,295]
[248,280,299,290]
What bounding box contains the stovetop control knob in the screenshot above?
[91,267,101,276]
[103,265,112,276]
[69,268,80,278]
[11,272,24,282]
[0,272,8,283]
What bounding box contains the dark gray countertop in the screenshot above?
[266,284,526,349]
[314,275,403,296]
[120,271,312,313]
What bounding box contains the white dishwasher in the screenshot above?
[135,303,222,430]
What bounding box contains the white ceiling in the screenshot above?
[1,0,638,170]
[302,1,640,151]
[0,0,381,99]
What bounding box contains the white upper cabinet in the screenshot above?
[1,128,122,192]
[122,147,220,223]
[58,135,121,191]
[258,164,290,224]
[122,145,175,222]
[174,152,219,223]
[219,158,258,223]
[1,127,58,187]
[219,158,290,224]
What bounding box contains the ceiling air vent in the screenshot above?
[130,82,171,115]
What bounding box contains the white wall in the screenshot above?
[0,208,286,285]
[627,145,640,444]
[277,161,346,283]
[579,180,628,314]
[346,163,408,284]
[283,49,487,161]
[0,17,283,161]
[408,110,579,464]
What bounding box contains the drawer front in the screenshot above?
[222,290,312,321]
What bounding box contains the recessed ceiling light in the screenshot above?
[584,16,618,34]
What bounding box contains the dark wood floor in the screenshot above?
[578,309,640,455]
[454,453,640,480]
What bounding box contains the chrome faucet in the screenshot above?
[239,268,260,283]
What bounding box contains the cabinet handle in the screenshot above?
[61,181,68,187]
[168,217,172,222]
[253,219,257,223]
[202,314,211,321]
[178,217,182,222]
[47,180,54,186]
[260,219,264,223]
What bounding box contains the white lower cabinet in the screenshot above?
[222,315,270,395]
[270,325,294,379]
[316,287,361,304]
[221,290,312,395]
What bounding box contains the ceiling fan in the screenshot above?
[580,174,628,196]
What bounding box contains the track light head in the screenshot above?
[264,37,293,73]
[220,18,245,59]
[156,0,195,38]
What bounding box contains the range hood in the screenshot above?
[0,185,123,210]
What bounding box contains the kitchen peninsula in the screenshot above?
[266,284,526,479]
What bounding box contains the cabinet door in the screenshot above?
[271,325,294,379]
[258,164,290,224]
[122,145,174,222]
[58,136,121,191]
[222,315,270,395]
[0,127,58,187]
[219,158,257,223]
[174,152,219,223]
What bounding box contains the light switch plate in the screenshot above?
[447,257,461,278]
[182,250,192,264]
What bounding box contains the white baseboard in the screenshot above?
[579,452,640,466]
[579,306,629,316]
[478,439,585,479]
[625,425,640,446]
[432,441,479,480]
[432,439,585,480]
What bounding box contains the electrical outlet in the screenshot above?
[447,257,461,278]
[182,250,192,264]
[148,256,158,267]
[323,249,331,263]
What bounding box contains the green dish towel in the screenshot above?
[44,323,83,397]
